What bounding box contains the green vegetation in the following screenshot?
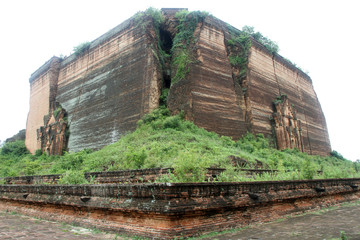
[227,30,252,84]
[1,140,28,156]
[1,108,359,183]
[73,42,91,56]
[171,10,209,84]
[0,9,357,183]
[134,7,164,29]
[226,25,279,85]
[242,25,279,54]
[53,105,63,118]
[273,94,288,105]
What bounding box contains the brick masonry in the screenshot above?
[1,168,226,185]
[25,9,331,156]
[1,177,359,239]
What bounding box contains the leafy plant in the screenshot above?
[73,42,91,56]
[340,231,348,240]
[226,29,251,84]
[1,107,359,182]
[1,140,29,156]
[171,49,193,83]
[242,25,279,54]
[58,170,88,185]
[171,11,209,84]
[301,159,317,179]
[53,105,63,118]
[330,150,346,160]
[159,88,169,106]
[134,7,164,29]
[171,150,209,182]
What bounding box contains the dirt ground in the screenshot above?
[1,201,360,240]
[199,201,360,240]
[0,211,118,240]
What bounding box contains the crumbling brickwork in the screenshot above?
[25,9,331,155]
[0,178,359,238]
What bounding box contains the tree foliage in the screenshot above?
[1,140,28,156]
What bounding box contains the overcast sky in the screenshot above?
[0,0,359,161]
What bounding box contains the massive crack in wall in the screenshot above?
[168,14,331,155]
[25,8,331,156]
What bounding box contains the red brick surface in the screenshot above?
[1,178,359,238]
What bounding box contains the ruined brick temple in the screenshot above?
[25,8,331,156]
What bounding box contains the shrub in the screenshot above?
[123,148,147,169]
[49,149,91,174]
[242,25,279,54]
[330,150,346,160]
[1,140,29,156]
[159,88,169,106]
[172,49,193,83]
[0,107,358,183]
[171,150,208,182]
[73,42,91,56]
[134,7,164,29]
[34,149,42,157]
[137,107,170,126]
[171,11,209,84]
[23,157,42,176]
[301,159,317,179]
[58,170,88,185]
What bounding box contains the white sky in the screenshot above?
[0,0,359,161]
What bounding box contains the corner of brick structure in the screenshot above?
[1,177,359,239]
[25,9,331,156]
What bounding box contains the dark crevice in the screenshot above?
[159,28,173,54]
[158,26,174,106]
[163,73,171,89]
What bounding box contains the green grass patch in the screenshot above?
[1,107,359,183]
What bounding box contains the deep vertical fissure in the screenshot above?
[159,28,173,55]
[158,26,173,105]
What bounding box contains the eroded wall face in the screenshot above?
[169,18,247,139]
[26,77,50,153]
[247,43,331,155]
[56,23,161,152]
[168,17,330,156]
[26,12,330,156]
[25,58,61,154]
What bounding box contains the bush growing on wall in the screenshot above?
[73,42,91,56]
[242,25,279,54]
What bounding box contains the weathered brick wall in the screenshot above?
[168,17,248,139]
[1,168,225,185]
[247,41,331,155]
[168,15,331,155]
[0,179,359,238]
[25,17,162,153]
[55,17,162,152]
[1,174,61,185]
[25,57,61,154]
[25,10,331,156]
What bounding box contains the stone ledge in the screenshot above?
[1,179,359,238]
[1,167,226,185]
